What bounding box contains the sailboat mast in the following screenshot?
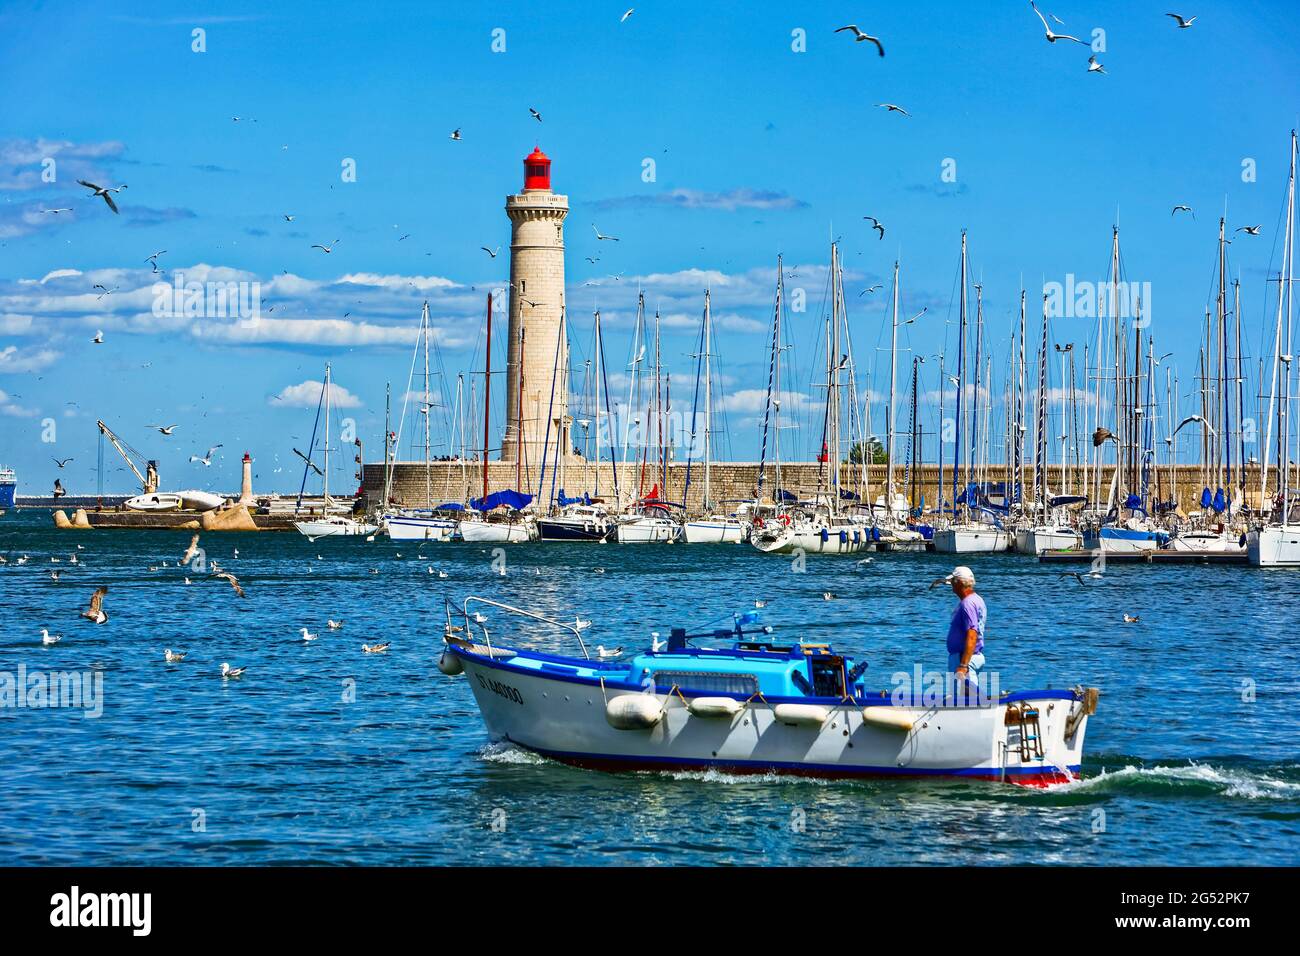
[954,231,968,519]
[323,362,332,503]
[594,310,603,501]
[886,258,900,511]
[421,302,431,509]
[703,290,713,511]
[482,292,492,500]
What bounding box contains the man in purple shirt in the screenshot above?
[943,566,985,683]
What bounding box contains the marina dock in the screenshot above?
[1038,549,1250,565]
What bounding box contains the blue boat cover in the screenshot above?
[471,489,533,511]
[1212,487,1226,513]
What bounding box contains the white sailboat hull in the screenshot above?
[1014,527,1081,554]
[933,527,1010,554]
[1247,526,1300,566]
[458,519,533,543]
[1081,526,1164,553]
[615,516,682,543]
[1168,531,1245,553]
[751,522,873,554]
[383,513,458,541]
[682,519,747,544]
[294,516,378,538]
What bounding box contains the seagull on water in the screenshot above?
[1123,613,1140,623]
[833,25,885,56]
[300,627,318,642]
[42,629,62,646]
[822,592,836,601]
[754,599,766,608]
[327,619,343,630]
[164,648,187,662]
[1031,2,1085,43]
[595,645,623,659]
[77,179,127,213]
[81,586,109,624]
[220,662,247,678]
[574,617,592,631]
[362,642,391,653]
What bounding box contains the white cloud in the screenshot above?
[271,380,362,409]
[0,387,36,417]
[0,344,60,372]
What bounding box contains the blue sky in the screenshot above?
[1,1,1298,495]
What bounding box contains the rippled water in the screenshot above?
[1,509,1297,865]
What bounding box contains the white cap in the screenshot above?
[946,566,975,584]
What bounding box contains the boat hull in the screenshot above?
[454,650,1088,786]
[615,518,681,543]
[1247,525,1300,567]
[682,520,747,544]
[751,523,873,554]
[537,519,611,542]
[1168,531,1244,553]
[932,527,1010,553]
[458,519,533,543]
[1081,527,1164,553]
[1014,527,1081,554]
[383,514,457,541]
[294,518,378,537]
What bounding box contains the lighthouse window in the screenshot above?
[528,164,545,178]
[519,280,525,293]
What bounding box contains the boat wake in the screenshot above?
[478,741,551,766]
[1039,758,1300,802]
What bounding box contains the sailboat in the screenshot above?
[1248,130,1300,566]
[751,244,873,555]
[934,233,1010,553]
[382,303,459,542]
[293,363,378,539]
[684,290,748,543]
[456,293,536,542]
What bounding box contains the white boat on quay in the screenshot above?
[294,513,378,538]
[439,598,1098,786]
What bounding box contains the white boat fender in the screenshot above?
[437,647,464,676]
[773,702,830,727]
[862,706,914,732]
[605,694,664,730]
[688,696,744,718]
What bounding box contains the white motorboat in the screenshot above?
[441,598,1098,787]
[459,516,534,543]
[1168,528,1245,553]
[682,515,748,544]
[294,514,378,538]
[1247,524,1300,566]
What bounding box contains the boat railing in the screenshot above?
[450,596,591,660]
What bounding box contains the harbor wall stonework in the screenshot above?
[363,460,1280,514]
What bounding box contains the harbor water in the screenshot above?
[1,509,1297,866]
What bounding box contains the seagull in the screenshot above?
[52,457,73,468]
[77,179,127,213]
[449,128,462,141]
[480,246,499,258]
[1236,225,1261,236]
[833,25,885,56]
[874,103,909,117]
[592,224,620,242]
[595,645,623,659]
[93,284,116,299]
[1058,571,1091,584]
[437,569,448,579]
[1031,2,1085,42]
[92,330,104,344]
[41,629,62,646]
[472,612,488,624]
[283,214,296,222]
[190,445,223,466]
[858,284,883,297]
[1172,204,1194,217]
[50,570,61,582]
[145,250,167,273]
[42,207,74,214]
[529,107,542,122]
[1087,55,1106,75]
[621,8,634,22]
[182,534,202,567]
[148,424,179,435]
[1166,13,1196,29]
[1123,613,1140,623]
[362,642,391,653]
[864,216,885,239]
[754,600,766,608]
[300,627,319,642]
[856,557,874,566]
[822,592,836,601]
[327,619,343,629]
[216,572,245,598]
[164,648,187,662]
[220,662,247,679]
[574,617,592,631]
[81,586,109,624]
[311,240,340,253]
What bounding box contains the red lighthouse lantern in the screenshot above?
[523,146,551,191]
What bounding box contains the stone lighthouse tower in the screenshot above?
[502,147,570,468]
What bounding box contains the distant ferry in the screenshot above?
[0,466,15,515]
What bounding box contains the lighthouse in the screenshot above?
[502,147,570,469]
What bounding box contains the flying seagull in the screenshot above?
[311,240,340,253]
[1236,225,1261,236]
[52,457,73,468]
[858,284,883,297]
[283,214,296,222]
[181,533,200,566]
[1087,55,1106,75]
[1166,13,1196,28]
[864,216,885,239]
[216,572,245,598]
[480,246,499,258]
[1171,204,1194,217]
[874,103,910,116]
[592,224,620,241]
[145,250,167,273]
[449,128,462,141]
[81,586,109,624]
[529,107,542,122]
[147,424,179,435]
[92,330,104,344]
[1030,2,1085,43]
[621,9,634,23]
[77,179,127,213]
[190,444,223,466]
[833,25,885,56]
